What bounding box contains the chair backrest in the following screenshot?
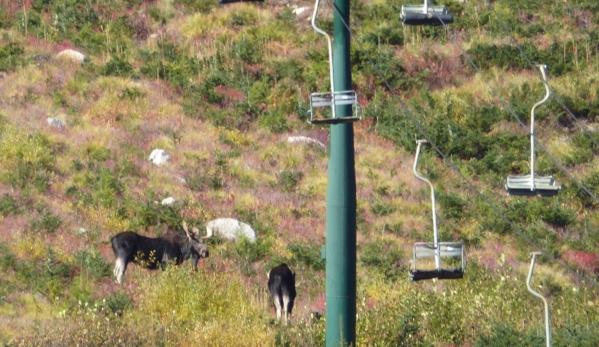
[308,91,361,125]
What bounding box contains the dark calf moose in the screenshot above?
[268,263,297,325]
[111,222,209,284]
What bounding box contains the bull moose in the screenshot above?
[111,222,209,284]
[268,263,297,325]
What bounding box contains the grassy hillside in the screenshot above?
[1,0,599,345]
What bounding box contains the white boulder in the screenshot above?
[205,218,256,242]
[47,117,65,129]
[56,49,86,64]
[287,136,326,150]
[149,149,171,165]
[293,7,308,15]
[161,197,176,206]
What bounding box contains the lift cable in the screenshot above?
[330,4,599,292]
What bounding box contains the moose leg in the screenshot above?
[160,253,170,270]
[114,257,127,284]
[282,293,291,325]
[274,295,283,322]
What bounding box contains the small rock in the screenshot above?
[293,7,308,15]
[47,117,66,129]
[149,149,171,165]
[287,136,326,150]
[56,49,86,64]
[161,197,176,206]
[205,218,256,242]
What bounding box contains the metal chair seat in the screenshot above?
[401,4,454,26]
[308,91,362,125]
[410,242,465,282]
[505,175,561,197]
[410,269,464,281]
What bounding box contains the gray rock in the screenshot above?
[149,149,171,165]
[205,218,256,242]
[47,117,66,129]
[56,49,86,63]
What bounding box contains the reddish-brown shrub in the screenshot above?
[563,250,599,274]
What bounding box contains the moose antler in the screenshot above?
[202,224,215,239]
[182,220,193,239]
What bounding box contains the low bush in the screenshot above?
[0,193,19,216]
[474,324,545,347]
[359,239,405,281]
[277,170,304,193]
[101,55,135,77]
[288,242,325,271]
[30,209,63,234]
[438,191,467,220]
[370,197,397,217]
[73,248,111,280]
[0,42,26,72]
[175,0,218,13]
[235,237,273,264]
[0,127,56,192]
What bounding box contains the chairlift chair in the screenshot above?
[505,65,561,197]
[307,0,361,125]
[409,140,465,282]
[401,0,454,26]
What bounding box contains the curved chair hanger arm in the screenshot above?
[311,0,335,95]
[530,64,551,187]
[526,252,552,347]
[413,139,438,246]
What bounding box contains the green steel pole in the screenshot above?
[325,0,356,345]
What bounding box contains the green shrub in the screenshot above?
[73,248,111,280]
[14,249,74,300]
[356,301,430,346]
[559,94,599,123]
[230,35,263,65]
[287,242,325,271]
[259,108,290,133]
[139,39,199,89]
[0,42,26,72]
[235,237,272,264]
[277,170,304,192]
[553,323,599,346]
[103,291,132,315]
[0,243,17,271]
[175,0,218,13]
[201,69,228,102]
[84,143,111,162]
[370,197,397,216]
[85,167,122,208]
[118,86,145,101]
[359,46,409,90]
[102,55,135,77]
[0,193,19,216]
[474,324,545,347]
[270,59,304,81]
[227,9,259,28]
[359,239,405,281]
[132,201,183,232]
[569,170,599,208]
[0,128,55,191]
[30,209,63,234]
[438,191,467,220]
[73,23,107,55]
[249,77,271,105]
